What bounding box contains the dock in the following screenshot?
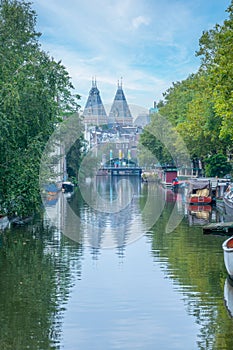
[203,222,233,235]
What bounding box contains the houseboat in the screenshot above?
[186,179,212,205]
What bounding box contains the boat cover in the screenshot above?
[188,180,210,194]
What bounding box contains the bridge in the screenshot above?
[97,158,142,177]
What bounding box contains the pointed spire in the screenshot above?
[83,78,107,125]
[92,76,97,87]
[108,80,133,126]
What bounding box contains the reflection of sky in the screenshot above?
[62,236,199,350]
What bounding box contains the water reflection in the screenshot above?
[147,194,233,350]
[2,182,233,349]
[224,277,233,318]
[187,205,212,226]
[44,177,166,249]
[0,221,83,349]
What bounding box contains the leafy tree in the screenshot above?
[204,153,232,177]
[140,115,174,166]
[140,112,190,168]
[137,141,158,169]
[174,72,226,160]
[0,0,82,216]
[197,1,233,143]
[141,1,233,172]
[160,74,197,126]
[66,133,87,180]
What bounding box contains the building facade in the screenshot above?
[83,79,133,126]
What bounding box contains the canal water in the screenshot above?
[0,177,233,350]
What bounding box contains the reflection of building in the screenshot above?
[43,177,145,252]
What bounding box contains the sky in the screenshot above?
[32,0,231,114]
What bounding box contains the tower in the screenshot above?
[108,79,133,126]
[83,78,107,125]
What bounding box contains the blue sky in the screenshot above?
[32,0,231,113]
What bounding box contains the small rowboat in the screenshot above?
[222,236,233,279]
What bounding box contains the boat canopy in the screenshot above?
[188,180,210,193]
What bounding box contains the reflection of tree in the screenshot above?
[139,183,167,231]
[0,221,83,349]
[148,201,233,350]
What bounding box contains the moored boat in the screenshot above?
[224,277,233,318]
[186,179,212,205]
[172,178,180,191]
[215,179,229,206]
[222,236,233,280]
[223,184,233,214]
[62,181,74,193]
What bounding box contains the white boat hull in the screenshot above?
[224,277,233,317]
[222,236,233,279]
[224,187,233,213]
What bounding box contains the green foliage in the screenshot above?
[139,111,191,168]
[0,0,82,216]
[141,1,233,168]
[160,75,197,126]
[196,1,233,142]
[137,141,157,169]
[140,113,174,166]
[66,135,87,179]
[140,128,173,166]
[204,153,232,177]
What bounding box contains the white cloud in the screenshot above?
[32,0,229,110]
[131,16,150,29]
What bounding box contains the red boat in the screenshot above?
[186,179,212,205]
[188,205,212,212]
